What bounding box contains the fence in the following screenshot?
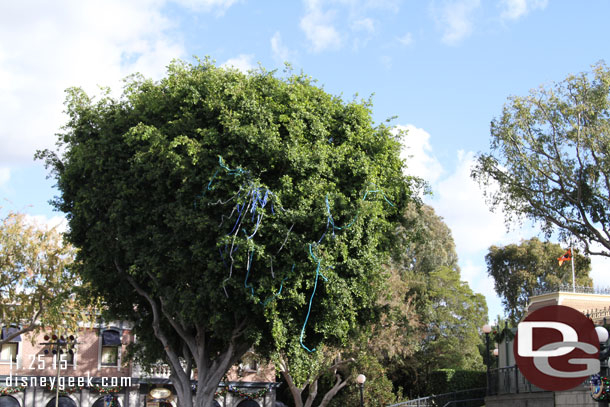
[488,365,546,395]
[387,388,485,407]
[532,285,610,296]
[488,365,592,396]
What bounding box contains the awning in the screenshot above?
[102,329,121,346]
[1,327,21,342]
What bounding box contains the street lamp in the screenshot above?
[40,333,78,407]
[596,326,610,406]
[482,324,492,396]
[356,374,366,407]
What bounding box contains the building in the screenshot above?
[0,322,278,407]
[485,285,610,407]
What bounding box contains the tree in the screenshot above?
[485,237,592,323]
[37,60,415,407]
[472,62,610,257]
[276,345,354,407]
[273,205,440,407]
[0,211,86,344]
[383,204,487,398]
[417,266,487,371]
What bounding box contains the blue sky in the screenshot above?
[1,0,610,321]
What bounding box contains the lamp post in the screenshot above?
[482,324,492,396]
[40,333,77,407]
[596,326,610,407]
[356,374,366,407]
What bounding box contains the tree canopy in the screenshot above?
[485,237,592,323]
[381,204,487,398]
[37,59,416,407]
[472,62,610,257]
[0,211,86,344]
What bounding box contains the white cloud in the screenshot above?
[0,0,191,164]
[221,54,256,73]
[432,150,527,254]
[500,0,548,20]
[396,123,531,318]
[397,124,443,185]
[397,32,414,46]
[271,32,297,64]
[433,0,481,45]
[0,0,243,165]
[300,0,343,52]
[24,214,69,234]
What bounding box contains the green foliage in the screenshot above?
[485,237,592,323]
[397,203,459,275]
[0,211,92,343]
[472,61,610,257]
[428,369,486,395]
[37,59,416,405]
[327,351,399,407]
[417,266,487,371]
[381,205,487,398]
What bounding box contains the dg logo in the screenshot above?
[514,305,600,391]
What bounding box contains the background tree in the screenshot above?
[411,266,487,386]
[472,62,610,257]
[0,211,87,344]
[485,237,592,323]
[38,60,415,407]
[381,204,487,398]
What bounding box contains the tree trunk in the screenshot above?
[121,262,251,407]
[280,356,352,407]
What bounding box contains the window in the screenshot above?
[101,346,118,366]
[0,327,20,363]
[100,329,121,367]
[0,343,17,363]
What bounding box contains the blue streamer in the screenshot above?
[300,244,328,353]
[244,249,256,297]
[262,265,293,306]
[202,156,396,352]
[317,187,395,244]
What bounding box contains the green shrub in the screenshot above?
[428,369,485,394]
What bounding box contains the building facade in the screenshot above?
[485,286,610,407]
[0,323,278,407]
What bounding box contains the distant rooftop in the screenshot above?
[532,285,610,297]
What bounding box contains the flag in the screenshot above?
[558,248,572,266]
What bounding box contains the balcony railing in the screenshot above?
[532,285,610,296]
[488,365,593,396]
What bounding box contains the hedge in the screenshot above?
[428,369,486,394]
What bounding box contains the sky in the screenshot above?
[1,0,610,322]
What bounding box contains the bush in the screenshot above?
[428,369,486,394]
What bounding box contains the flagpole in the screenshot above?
[570,243,576,293]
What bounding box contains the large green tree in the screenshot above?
[486,237,592,323]
[37,60,415,407]
[472,62,610,257]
